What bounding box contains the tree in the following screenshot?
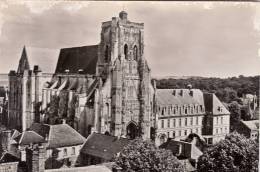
[197,132,259,172]
[115,138,184,172]
[228,101,241,132]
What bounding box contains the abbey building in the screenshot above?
[7,11,230,145]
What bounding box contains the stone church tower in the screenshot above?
[96,11,153,139]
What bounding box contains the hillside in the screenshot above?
[154,75,259,103]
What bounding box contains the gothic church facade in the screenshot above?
[8,11,230,145]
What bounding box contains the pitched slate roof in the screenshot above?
[47,124,86,148]
[156,89,204,106]
[30,123,86,149]
[44,165,112,172]
[55,45,98,74]
[18,131,45,145]
[241,120,259,131]
[159,139,203,160]
[203,93,230,115]
[81,133,130,160]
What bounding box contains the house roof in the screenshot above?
[18,131,45,145]
[81,133,130,160]
[160,138,203,160]
[44,165,112,172]
[0,152,20,163]
[156,89,204,106]
[30,123,85,149]
[241,120,259,131]
[55,45,98,74]
[203,93,230,115]
[17,46,60,74]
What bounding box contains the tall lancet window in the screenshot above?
[133,45,138,60]
[105,45,109,62]
[124,44,128,59]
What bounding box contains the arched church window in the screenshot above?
[104,45,109,62]
[133,45,138,60]
[124,44,128,59]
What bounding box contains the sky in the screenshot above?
[0,1,259,78]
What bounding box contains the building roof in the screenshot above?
[0,152,20,163]
[156,89,204,106]
[241,120,259,131]
[203,93,230,115]
[17,46,60,74]
[55,45,98,74]
[30,123,86,149]
[18,131,45,145]
[81,133,130,160]
[44,165,112,172]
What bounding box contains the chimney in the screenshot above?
[26,145,45,172]
[62,118,66,124]
[153,80,157,89]
[1,130,12,152]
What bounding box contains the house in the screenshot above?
[79,133,130,166]
[29,122,86,168]
[235,120,259,140]
[160,133,206,169]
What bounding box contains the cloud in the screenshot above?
[0,1,259,78]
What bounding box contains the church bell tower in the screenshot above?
[97,11,152,140]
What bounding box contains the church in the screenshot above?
[8,11,230,145]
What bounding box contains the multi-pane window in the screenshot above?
[184,130,187,136]
[185,118,187,126]
[179,118,182,127]
[173,108,176,114]
[167,132,170,138]
[196,117,199,125]
[185,108,187,114]
[221,117,223,124]
[173,119,176,127]
[217,117,219,124]
[172,131,175,138]
[161,120,164,128]
[190,117,193,125]
[216,128,218,134]
[167,119,170,128]
[179,130,181,136]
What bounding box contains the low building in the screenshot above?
[235,120,259,140]
[160,133,205,169]
[29,123,86,168]
[79,133,130,166]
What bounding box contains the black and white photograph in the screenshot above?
[0,1,259,172]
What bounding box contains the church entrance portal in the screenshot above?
[126,122,138,139]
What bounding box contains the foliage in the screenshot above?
[47,95,60,124]
[155,75,259,103]
[115,138,184,172]
[67,94,78,127]
[58,91,69,118]
[197,132,259,172]
[228,101,241,132]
